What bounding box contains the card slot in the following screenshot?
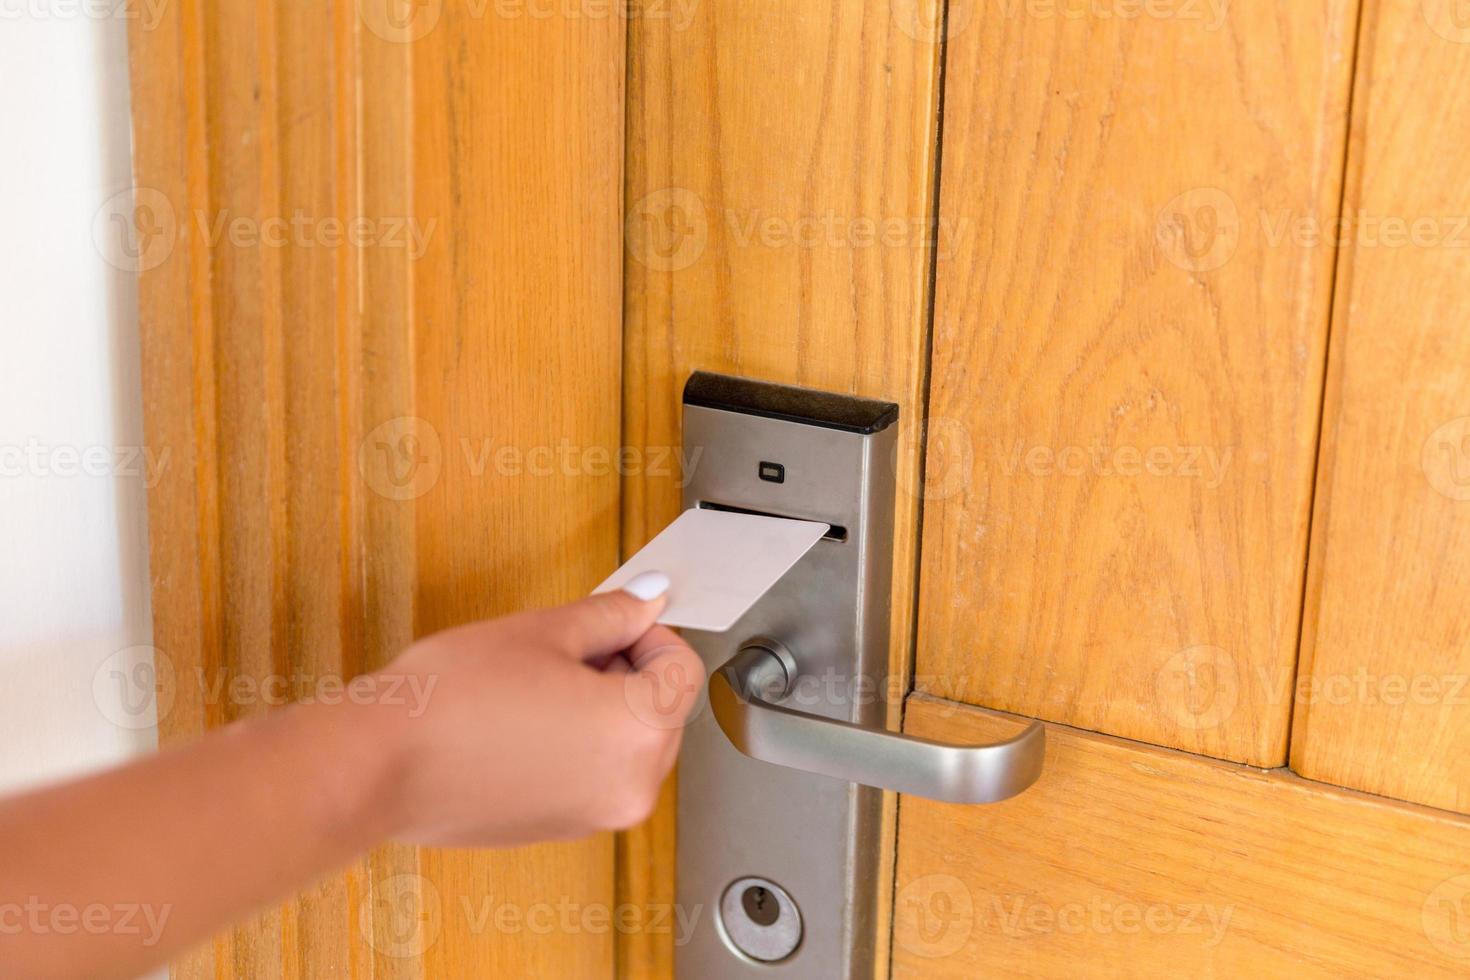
[695,500,847,542]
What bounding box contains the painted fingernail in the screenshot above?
[623,570,671,601]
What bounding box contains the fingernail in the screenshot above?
[623,570,671,601]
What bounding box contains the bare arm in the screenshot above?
[0,691,401,977]
[0,581,702,980]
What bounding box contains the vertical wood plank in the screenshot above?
[916,0,1359,765]
[1293,0,1470,813]
[409,2,624,977]
[621,2,944,975]
[126,0,221,974]
[274,0,356,972]
[350,7,427,980]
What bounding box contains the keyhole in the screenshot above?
[720,877,802,962]
[741,885,780,927]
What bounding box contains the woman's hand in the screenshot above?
[0,575,703,980]
[369,577,706,848]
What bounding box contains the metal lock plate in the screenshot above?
[676,372,898,979]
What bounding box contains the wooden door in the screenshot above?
[621,0,1470,977]
[890,0,1470,975]
[130,0,1470,975]
[129,0,624,975]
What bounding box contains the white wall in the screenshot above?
[0,7,157,794]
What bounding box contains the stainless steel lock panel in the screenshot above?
[675,372,1045,980]
[678,373,893,980]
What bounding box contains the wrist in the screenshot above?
[292,687,420,847]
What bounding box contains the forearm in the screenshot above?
[0,698,407,980]
[0,586,700,979]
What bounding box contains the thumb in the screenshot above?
[549,571,670,661]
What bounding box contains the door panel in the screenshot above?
[129,1,624,975]
[894,695,1470,977]
[620,2,944,975]
[1292,0,1470,814]
[889,0,1470,974]
[916,0,1359,764]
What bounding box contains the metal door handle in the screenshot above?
[709,637,1045,804]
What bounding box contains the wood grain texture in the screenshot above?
[353,16,429,980]
[126,3,219,975]
[915,0,1360,765]
[894,694,1470,978]
[620,1,944,975]
[1291,0,1470,814]
[410,3,623,977]
[128,0,624,975]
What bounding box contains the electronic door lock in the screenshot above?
[676,371,1046,978]
[711,637,1045,804]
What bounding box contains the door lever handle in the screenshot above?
[709,638,1045,804]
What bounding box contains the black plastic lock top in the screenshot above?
[683,371,899,435]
